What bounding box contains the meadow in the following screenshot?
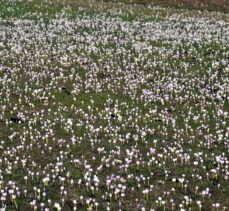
[0,0,228,210]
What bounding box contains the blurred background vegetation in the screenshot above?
[103,0,229,12]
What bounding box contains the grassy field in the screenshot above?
[0,0,229,210]
[105,0,229,12]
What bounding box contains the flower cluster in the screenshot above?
[0,0,228,210]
